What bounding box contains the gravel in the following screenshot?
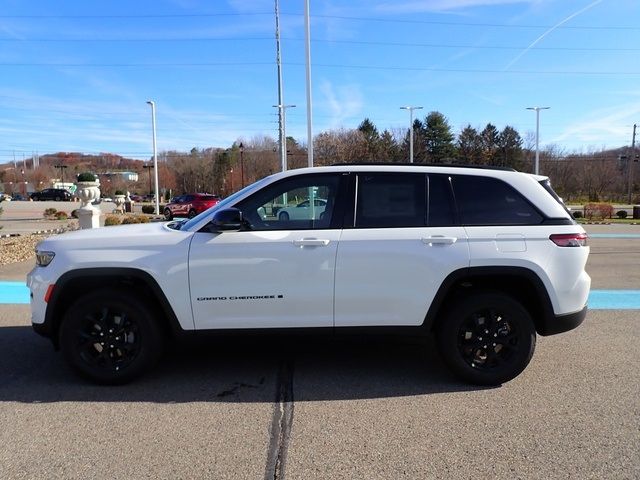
[0,234,49,266]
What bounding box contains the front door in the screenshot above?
[189,173,344,330]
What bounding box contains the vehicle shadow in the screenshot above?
[0,326,491,404]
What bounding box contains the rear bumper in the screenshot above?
[538,305,587,336]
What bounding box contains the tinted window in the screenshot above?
[452,175,543,225]
[355,173,426,228]
[236,174,340,230]
[427,175,456,227]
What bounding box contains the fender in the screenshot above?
[42,267,184,347]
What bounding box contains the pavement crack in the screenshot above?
[264,359,294,480]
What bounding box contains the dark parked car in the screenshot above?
[163,193,220,220]
[30,188,73,201]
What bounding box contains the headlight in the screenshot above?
[35,250,55,267]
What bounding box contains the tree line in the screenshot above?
[1,111,637,203]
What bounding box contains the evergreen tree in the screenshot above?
[457,125,483,165]
[481,123,500,165]
[497,126,524,169]
[358,118,381,160]
[424,111,456,162]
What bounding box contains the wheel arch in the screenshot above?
[45,268,184,348]
[424,266,555,336]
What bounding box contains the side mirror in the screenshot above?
[208,208,244,232]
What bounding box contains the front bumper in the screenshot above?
[538,305,588,336]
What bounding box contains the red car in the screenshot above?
[163,193,220,220]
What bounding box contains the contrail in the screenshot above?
[504,0,603,70]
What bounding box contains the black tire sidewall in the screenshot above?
[164,208,172,220]
[437,292,536,386]
[279,212,289,221]
[59,289,163,384]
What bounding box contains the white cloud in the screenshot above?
[375,0,541,14]
[318,80,364,129]
[554,102,640,147]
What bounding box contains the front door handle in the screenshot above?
[293,238,331,247]
[422,236,457,245]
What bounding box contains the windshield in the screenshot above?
[179,175,274,231]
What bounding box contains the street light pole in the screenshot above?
[239,143,245,188]
[400,106,423,163]
[526,106,550,175]
[146,100,160,215]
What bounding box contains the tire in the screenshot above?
[278,211,289,221]
[59,289,164,384]
[164,208,173,220]
[436,292,536,386]
[188,209,197,219]
[54,196,61,201]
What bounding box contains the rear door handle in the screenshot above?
[422,236,457,245]
[293,238,331,247]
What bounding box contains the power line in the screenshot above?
[0,60,637,75]
[0,36,636,52]
[0,11,635,30]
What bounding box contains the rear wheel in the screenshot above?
[164,208,172,220]
[59,289,164,384]
[436,292,536,386]
[188,209,197,218]
[54,196,61,201]
[278,211,289,221]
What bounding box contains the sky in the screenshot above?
[0,0,638,163]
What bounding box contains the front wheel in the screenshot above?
[59,289,164,384]
[278,211,289,221]
[436,292,536,386]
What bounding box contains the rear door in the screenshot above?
[334,172,469,327]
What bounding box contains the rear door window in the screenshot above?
[355,173,426,228]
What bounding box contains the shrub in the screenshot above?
[121,215,151,224]
[71,209,79,218]
[54,211,68,220]
[616,210,628,219]
[43,207,57,218]
[104,215,122,226]
[572,211,583,218]
[141,205,155,214]
[77,172,97,182]
[115,190,125,195]
[584,203,613,220]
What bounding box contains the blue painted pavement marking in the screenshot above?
[588,290,640,310]
[589,233,640,238]
[0,281,30,304]
[1,281,640,309]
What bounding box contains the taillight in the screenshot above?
[549,233,588,247]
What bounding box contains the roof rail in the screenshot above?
[330,162,517,172]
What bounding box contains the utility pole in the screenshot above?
[628,123,637,205]
[274,0,287,172]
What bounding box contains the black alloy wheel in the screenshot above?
[59,289,164,384]
[437,292,536,386]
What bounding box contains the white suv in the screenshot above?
[28,165,590,385]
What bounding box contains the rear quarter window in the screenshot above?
[452,175,543,226]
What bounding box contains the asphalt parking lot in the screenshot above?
[0,222,639,479]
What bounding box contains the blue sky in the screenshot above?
[0,0,638,162]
